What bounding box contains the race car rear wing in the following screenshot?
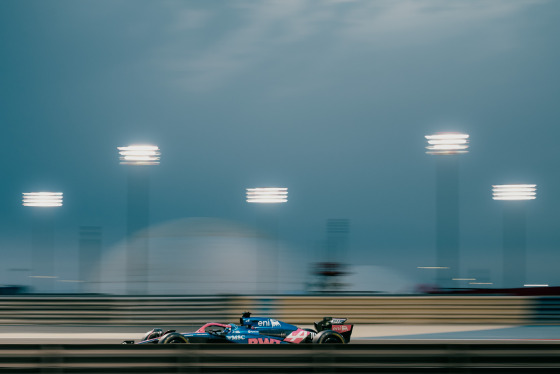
[314,317,354,343]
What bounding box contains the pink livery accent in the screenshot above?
[195,323,231,333]
[332,324,353,333]
[248,337,282,344]
[283,328,311,344]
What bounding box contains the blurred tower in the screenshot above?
[425,133,469,289]
[22,192,63,292]
[79,226,102,293]
[314,218,350,291]
[246,187,288,294]
[492,184,536,288]
[118,145,160,295]
[326,219,350,262]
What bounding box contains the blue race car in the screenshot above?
[123,312,353,344]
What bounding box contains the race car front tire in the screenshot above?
[158,332,189,344]
[312,330,345,344]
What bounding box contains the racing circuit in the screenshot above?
[2,323,560,344]
[1,295,560,372]
[2,324,560,373]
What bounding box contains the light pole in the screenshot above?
[22,192,63,292]
[492,184,536,288]
[246,187,288,294]
[118,144,160,295]
[425,132,469,289]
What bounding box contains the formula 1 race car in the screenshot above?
[122,312,353,344]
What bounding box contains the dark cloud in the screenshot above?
[0,0,558,291]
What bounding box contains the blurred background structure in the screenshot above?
[246,187,288,294]
[309,219,351,292]
[326,219,350,263]
[425,133,469,289]
[118,145,160,294]
[22,192,63,292]
[492,184,537,288]
[91,218,302,295]
[78,226,102,293]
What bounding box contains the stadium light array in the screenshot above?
[118,145,161,165]
[425,133,469,155]
[246,187,288,203]
[22,192,63,207]
[492,184,537,200]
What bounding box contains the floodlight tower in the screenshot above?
[425,132,469,289]
[118,145,160,295]
[22,192,63,292]
[246,187,288,294]
[492,184,536,288]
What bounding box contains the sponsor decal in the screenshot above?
[248,338,282,344]
[331,318,347,324]
[332,325,352,333]
[227,335,245,341]
[247,330,259,334]
[257,319,281,328]
[284,329,311,344]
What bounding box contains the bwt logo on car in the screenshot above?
[257,319,281,327]
[248,338,282,344]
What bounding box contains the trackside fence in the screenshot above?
[1,343,560,373]
[0,295,559,325]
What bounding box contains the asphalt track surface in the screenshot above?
[1,324,560,344]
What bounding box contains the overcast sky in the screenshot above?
[1,0,559,290]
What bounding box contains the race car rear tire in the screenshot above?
[312,330,345,344]
[158,332,189,344]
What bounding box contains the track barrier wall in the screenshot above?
[0,295,559,325]
[1,343,560,373]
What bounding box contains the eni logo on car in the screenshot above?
[257,319,281,327]
[248,338,282,344]
[333,325,351,333]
